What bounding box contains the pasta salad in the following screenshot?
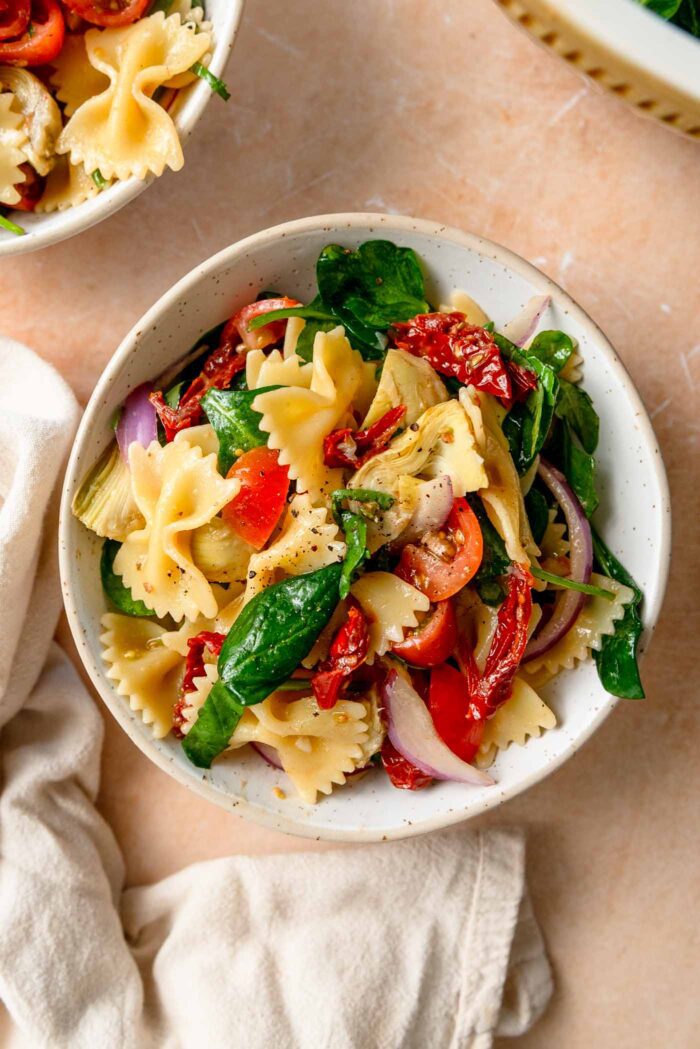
[0,0,228,236]
[73,239,646,804]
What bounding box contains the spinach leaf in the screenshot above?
[100,540,154,616]
[317,241,430,334]
[525,486,550,546]
[591,529,645,699]
[164,381,183,408]
[531,565,614,601]
[502,355,560,474]
[555,379,599,454]
[339,512,369,599]
[183,563,343,768]
[249,240,430,362]
[201,385,281,474]
[672,0,700,34]
[559,423,599,516]
[527,330,575,373]
[638,0,682,17]
[469,496,510,605]
[331,487,395,525]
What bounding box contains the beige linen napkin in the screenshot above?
[0,339,552,1049]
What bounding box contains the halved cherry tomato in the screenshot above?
[0,0,64,65]
[222,447,289,550]
[0,1,30,41]
[428,662,485,763]
[391,599,457,668]
[396,497,483,602]
[61,0,149,27]
[220,297,302,353]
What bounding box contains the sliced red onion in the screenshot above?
[382,670,494,787]
[399,476,454,545]
[501,295,551,347]
[523,458,592,663]
[251,742,283,770]
[116,383,157,461]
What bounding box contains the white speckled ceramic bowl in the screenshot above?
[0,0,244,258]
[496,0,700,138]
[58,213,671,841]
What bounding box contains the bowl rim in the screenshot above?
[58,211,672,841]
[0,0,245,259]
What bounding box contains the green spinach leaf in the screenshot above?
[502,355,560,474]
[469,496,511,605]
[559,423,599,516]
[555,379,599,454]
[183,563,343,767]
[591,529,645,699]
[201,385,281,474]
[331,487,395,525]
[527,330,575,373]
[525,486,550,546]
[531,565,614,600]
[339,511,369,599]
[100,540,154,616]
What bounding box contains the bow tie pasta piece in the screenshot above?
[0,93,29,207]
[230,694,371,804]
[50,33,110,118]
[114,438,241,623]
[522,574,635,681]
[36,156,99,213]
[101,614,185,737]
[351,572,430,663]
[476,676,556,769]
[439,290,491,328]
[177,663,219,736]
[57,12,211,182]
[253,326,367,502]
[173,423,220,458]
[246,348,314,390]
[459,386,538,565]
[243,494,345,603]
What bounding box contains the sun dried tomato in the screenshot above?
[172,631,226,738]
[505,359,539,404]
[150,343,247,442]
[392,312,513,402]
[312,601,370,709]
[323,405,406,469]
[380,739,433,790]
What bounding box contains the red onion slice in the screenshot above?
[501,295,551,347]
[399,476,453,545]
[116,383,157,462]
[382,670,494,787]
[523,458,593,663]
[251,742,283,770]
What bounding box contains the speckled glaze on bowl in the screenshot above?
[58,213,671,842]
[0,0,244,258]
[496,0,700,138]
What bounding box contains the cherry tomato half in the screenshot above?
[391,599,457,668]
[0,0,64,65]
[61,0,149,28]
[396,497,483,602]
[220,297,302,353]
[222,447,289,550]
[428,662,485,764]
[0,0,30,41]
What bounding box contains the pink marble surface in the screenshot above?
[3,1,700,1045]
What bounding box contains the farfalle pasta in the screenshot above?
[0,4,228,237]
[75,238,646,804]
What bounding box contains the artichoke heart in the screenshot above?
[0,67,62,176]
[191,517,254,591]
[351,399,487,500]
[72,443,144,542]
[362,349,447,428]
